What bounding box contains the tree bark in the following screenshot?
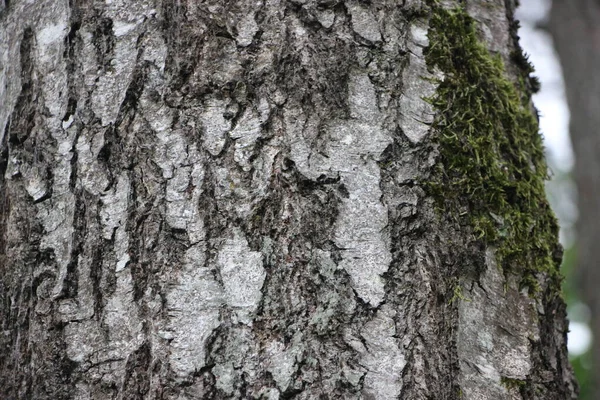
[549,0,600,396]
[0,0,576,399]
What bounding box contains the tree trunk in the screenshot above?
[549,1,600,397]
[0,0,576,399]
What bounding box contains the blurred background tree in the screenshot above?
[519,0,598,398]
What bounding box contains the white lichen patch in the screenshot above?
[36,21,69,84]
[37,192,75,298]
[286,72,392,306]
[141,99,176,135]
[76,129,111,195]
[64,260,145,385]
[165,166,196,229]
[211,325,262,398]
[86,1,155,123]
[73,382,92,400]
[250,137,280,200]
[113,21,138,37]
[37,22,68,46]
[358,305,406,399]
[152,127,206,241]
[236,12,259,47]
[59,171,145,381]
[141,30,168,72]
[266,335,305,392]
[214,362,236,395]
[0,12,18,146]
[91,25,140,126]
[316,9,335,29]
[204,40,245,86]
[25,1,75,299]
[201,98,231,156]
[165,244,225,378]
[348,3,382,42]
[103,261,144,362]
[36,112,77,302]
[25,166,48,201]
[100,174,130,240]
[283,108,313,179]
[217,228,266,325]
[399,22,440,144]
[230,107,265,172]
[154,129,185,179]
[348,72,380,121]
[145,100,228,378]
[331,74,392,306]
[64,320,104,363]
[457,249,537,398]
[333,151,391,306]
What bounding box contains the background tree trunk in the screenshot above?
[0,0,576,399]
[549,0,600,396]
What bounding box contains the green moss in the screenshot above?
[501,376,527,391]
[449,282,471,304]
[422,6,562,294]
[510,49,541,94]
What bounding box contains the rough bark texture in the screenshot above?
[549,0,600,395]
[0,0,576,399]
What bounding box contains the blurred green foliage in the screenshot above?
[561,244,593,399]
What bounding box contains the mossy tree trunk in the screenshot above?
[0,0,576,399]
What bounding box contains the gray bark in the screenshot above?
[549,0,600,395]
[0,0,575,399]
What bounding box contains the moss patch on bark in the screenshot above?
[501,376,527,391]
[423,6,562,294]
